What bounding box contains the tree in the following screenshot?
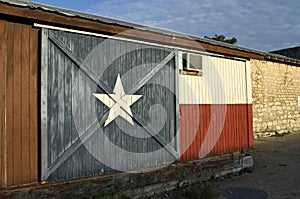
[204,34,237,44]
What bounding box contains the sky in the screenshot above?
[33,0,300,52]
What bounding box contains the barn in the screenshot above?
[0,0,258,195]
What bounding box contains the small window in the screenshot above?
[181,53,203,76]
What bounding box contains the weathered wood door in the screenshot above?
[41,28,179,181]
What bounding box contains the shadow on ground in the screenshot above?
[223,187,268,199]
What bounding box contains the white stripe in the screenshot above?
[179,56,252,104]
[245,61,253,104]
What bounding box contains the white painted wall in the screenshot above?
[179,55,252,104]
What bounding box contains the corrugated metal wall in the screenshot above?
[179,55,253,160]
[179,56,251,104]
[0,20,39,188]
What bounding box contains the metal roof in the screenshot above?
[271,46,300,53]
[1,0,300,65]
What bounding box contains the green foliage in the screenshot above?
[204,34,237,44]
[186,184,219,199]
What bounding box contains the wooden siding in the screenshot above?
[0,20,39,188]
[0,19,6,188]
[41,29,178,181]
[180,104,253,160]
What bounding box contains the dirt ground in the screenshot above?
[148,132,300,199]
[216,132,300,199]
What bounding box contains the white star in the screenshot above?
[93,74,143,127]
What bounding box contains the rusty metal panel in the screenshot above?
[41,29,179,181]
[0,21,39,188]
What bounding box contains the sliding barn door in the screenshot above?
[41,28,179,181]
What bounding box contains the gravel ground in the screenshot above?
[147,132,300,199]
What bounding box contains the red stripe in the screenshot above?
[180,104,253,161]
[247,105,254,148]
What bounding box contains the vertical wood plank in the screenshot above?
[63,35,72,154]
[70,33,79,178]
[41,28,49,180]
[6,22,15,187]
[57,33,65,160]
[29,27,39,182]
[70,36,78,179]
[21,24,31,184]
[79,33,87,177]
[85,34,93,176]
[49,37,59,173]
[63,33,73,179]
[77,33,85,178]
[0,20,7,188]
[13,23,22,186]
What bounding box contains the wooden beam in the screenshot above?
[0,19,7,188]
[29,26,39,183]
[0,3,127,35]
[0,3,264,60]
[41,28,49,181]
[21,23,31,184]
[6,22,14,187]
[12,22,22,186]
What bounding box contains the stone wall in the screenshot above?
[251,59,300,138]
